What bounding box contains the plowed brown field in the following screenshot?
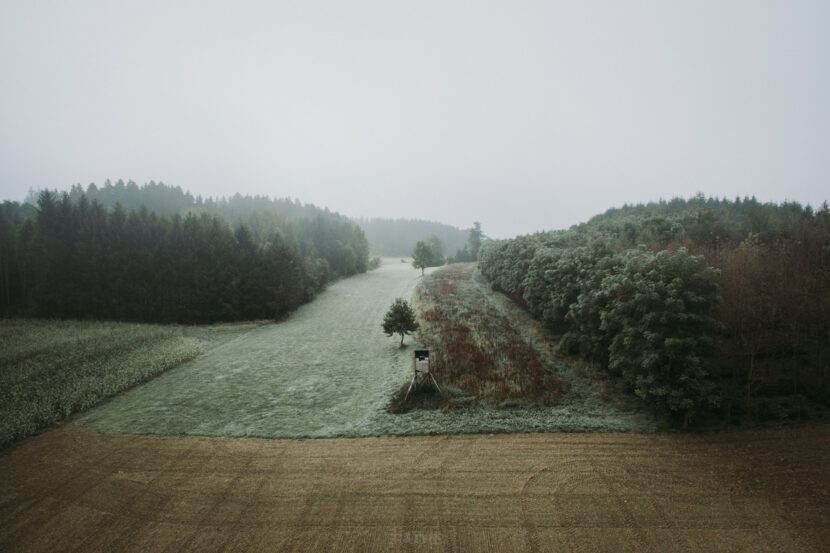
[2,425,829,552]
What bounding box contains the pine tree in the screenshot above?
[382,298,419,346]
[467,221,483,260]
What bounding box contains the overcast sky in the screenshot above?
[1,1,828,238]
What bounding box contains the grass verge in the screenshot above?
[412,263,561,407]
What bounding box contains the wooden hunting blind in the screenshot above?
[415,350,430,373]
[404,349,442,401]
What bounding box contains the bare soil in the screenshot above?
[2,425,829,552]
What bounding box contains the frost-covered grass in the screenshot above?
[75,259,656,439]
[0,319,202,448]
[76,259,427,438]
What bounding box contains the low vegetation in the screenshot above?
[412,263,561,407]
[0,319,202,448]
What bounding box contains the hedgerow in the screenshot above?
[480,237,721,425]
[480,196,830,426]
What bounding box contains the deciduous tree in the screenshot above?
[412,241,432,275]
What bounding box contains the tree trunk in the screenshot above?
[399,333,405,346]
[4,258,8,307]
[421,267,424,276]
[0,255,6,310]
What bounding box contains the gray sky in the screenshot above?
[1,0,828,238]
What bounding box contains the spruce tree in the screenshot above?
[382,298,419,346]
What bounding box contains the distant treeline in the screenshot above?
[31,180,471,257]
[0,181,369,323]
[479,196,830,426]
[357,217,469,257]
[412,222,484,272]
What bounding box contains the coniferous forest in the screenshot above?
[0,181,369,323]
[479,196,830,426]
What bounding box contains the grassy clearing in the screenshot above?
[75,259,426,438]
[3,260,653,446]
[74,259,654,438]
[0,319,203,448]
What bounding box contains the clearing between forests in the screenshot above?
[74,259,652,438]
[74,258,421,438]
[3,260,830,552]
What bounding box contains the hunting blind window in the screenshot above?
[404,349,442,401]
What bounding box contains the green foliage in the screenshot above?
[408,236,448,271]
[480,195,830,426]
[467,221,483,260]
[1,182,370,322]
[425,235,446,265]
[551,247,724,423]
[382,298,419,346]
[411,241,433,275]
[559,247,624,363]
[488,239,723,421]
[599,249,721,421]
[446,222,487,263]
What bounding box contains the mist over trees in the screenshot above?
[27,180,197,215]
[411,241,433,275]
[0,182,369,323]
[357,217,468,256]
[450,221,484,263]
[410,223,487,273]
[480,195,830,426]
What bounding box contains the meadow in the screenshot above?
[74,259,425,438]
[72,260,654,439]
[0,319,202,448]
[2,260,655,447]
